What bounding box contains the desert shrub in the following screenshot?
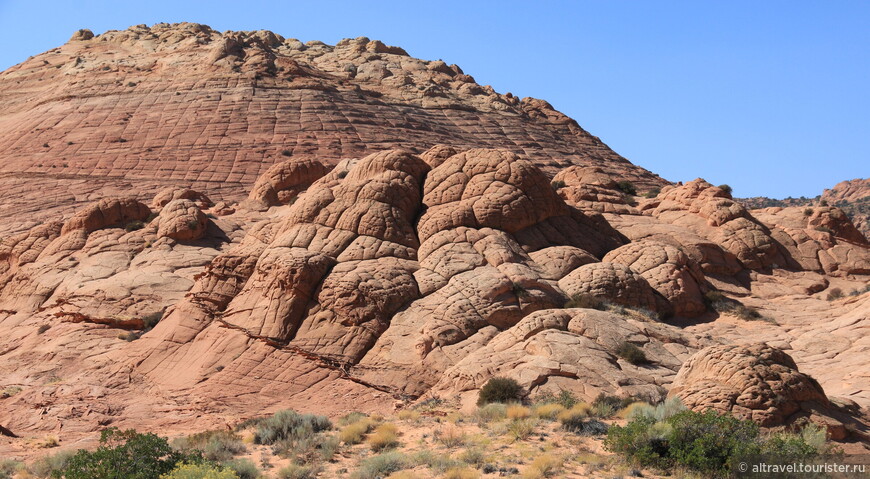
[281,150,292,157]
[564,293,604,310]
[506,418,537,441]
[142,311,164,330]
[29,449,76,478]
[277,463,319,479]
[251,410,331,446]
[627,397,685,422]
[458,447,487,467]
[804,208,814,216]
[717,184,733,196]
[819,199,829,206]
[557,402,591,423]
[367,423,399,451]
[160,462,237,479]
[443,466,480,479]
[814,225,834,234]
[704,291,771,322]
[1,386,22,398]
[473,403,507,424]
[551,180,566,190]
[0,460,23,479]
[506,404,531,420]
[643,188,661,199]
[125,220,145,232]
[412,449,463,473]
[511,282,529,298]
[37,324,51,334]
[222,458,259,479]
[337,170,348,179]
[173,430,246,462]
[434,424,466,448]
[563,418,608,436]
[617,181,637,196]
[827,287,843,301]
[533,389,579,409]
[477,377,524,406]
[615,341,648,365]
[623,194,638,206]
[591,394,633,418]
[352,451,412,479]
[60,428,202,479]
[532,403,565,420]
[604,409,826,477]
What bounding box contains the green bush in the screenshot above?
[551,180,567,190]
[352,451,411,479]
[477,377,524,406]
[616,341,648,365]
[160,462,238,479]
[617,181,637,196]
[643,188,661,199]
[717,184,733,196]
[826,287,843,301]
[60,428,203,479]
[605,409,826,477]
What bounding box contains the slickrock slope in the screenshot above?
[0,22,665,235]
[0,23,868,457]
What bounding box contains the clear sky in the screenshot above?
[0,0,866,198]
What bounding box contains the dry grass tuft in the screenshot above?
[532,403,566,420]
[506,404,531,420]
[367,423,399,451]
[339,417,375,444]
[522,453,564,478]
[443,466,480,479]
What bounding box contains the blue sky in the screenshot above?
[0,0,866,198]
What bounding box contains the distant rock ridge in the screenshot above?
[0,22,666,235]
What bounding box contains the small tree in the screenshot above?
[61,428,202,479]
[717,184,733,196]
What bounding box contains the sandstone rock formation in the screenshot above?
[0,22,666,236]
[0,24,868,455]
[670,344,869,440]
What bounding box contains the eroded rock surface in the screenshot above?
[670,343,869,439]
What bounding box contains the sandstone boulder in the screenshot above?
[558,262,673,315]
[603,241,707,317]
[246,157,329,209]
[156,199,208,242]
[670,344,829,428]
